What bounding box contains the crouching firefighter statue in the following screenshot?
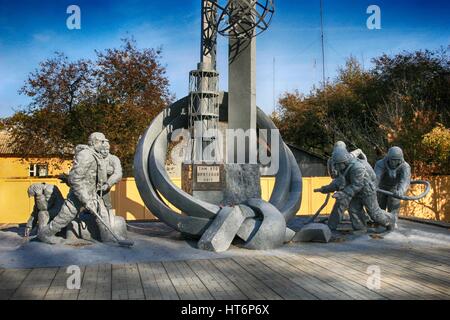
[25,183,64,237]
[316,149,395,232]
[325,141,375,230]
[38,133,132,246]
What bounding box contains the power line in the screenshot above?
[320,0,326,88]
[273,56,276,113]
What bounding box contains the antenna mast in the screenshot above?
[320,0,326,88]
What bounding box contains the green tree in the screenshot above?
[5,38,173,175]
[274,47,450,174]
[422,123,450,174]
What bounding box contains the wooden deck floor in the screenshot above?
[1,243,449,300]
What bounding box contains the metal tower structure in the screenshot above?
[188,0,220,163]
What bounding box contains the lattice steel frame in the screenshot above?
[188,66,220,162]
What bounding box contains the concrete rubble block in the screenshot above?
[284,227,296,242]
[236,219,259,242]
[243,199,286,250]
[292,223,332,243]
[197,206,246,252]
[235,205,258,242]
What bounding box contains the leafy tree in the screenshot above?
[274,47,450,174]
[422,123,450,174]
[5,38,173,176]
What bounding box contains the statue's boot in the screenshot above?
[37,202,78,244]
[37,225,63,244]
[385,212,396,231]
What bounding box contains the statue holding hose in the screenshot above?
[375,146,411,228]
[317,148,395,231]
[315,144,430,233]
[37,132,131,246]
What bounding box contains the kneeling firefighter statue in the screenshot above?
[37,132,133,247]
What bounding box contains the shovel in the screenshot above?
[92,200,134,247]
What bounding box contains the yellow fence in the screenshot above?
[1,176,449,224]
[400,176,450,223]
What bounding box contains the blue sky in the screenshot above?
[0,0,449,117]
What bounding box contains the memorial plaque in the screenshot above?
[196,165,221,183]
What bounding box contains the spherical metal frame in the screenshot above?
[206,0,275,39]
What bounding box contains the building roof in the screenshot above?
[286,143,327,161]
[0,130,16,155]
[0,130,73,157]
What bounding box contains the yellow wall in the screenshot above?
[0,178,71,224]
[0,157,72,179]
[1,176,449,224]
[400,176,450,223]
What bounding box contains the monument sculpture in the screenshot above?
[317,142,431,232]
[134,0,311,252]
[25,183,64,237]
[317,149,395,231]
[375,146,412,226]
[324,141,374,231]
[37,132,131,246]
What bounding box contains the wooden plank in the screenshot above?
[401,249,450,273]
[278,254,389,300]
[162,261,213,300]
[187,259,247,300]
[12,268,58,300]
[358,248,450,282]
[254,255,354,300]
[210,258,282,300]
[176,261,214,300]
[44,266,85,300]
[315,251,447,300]
[138,262,179,300]
[78,264,111,300]
[233,256,318,300]
[112,263,145,300]
[0,268,31,300]
[303,252,420,300]
[348,251,450,297]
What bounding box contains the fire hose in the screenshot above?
[375,180,431,201]
[309,180,431,225]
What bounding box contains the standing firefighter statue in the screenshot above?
[38,133,132,246]
[374,146,411,227]
[317,148,395,232]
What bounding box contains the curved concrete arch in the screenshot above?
[134,93,303,245]
[255,108,292,210]
[280,145,303,221]
[149,117,220,219]
[134,113,213,236]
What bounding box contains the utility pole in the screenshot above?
[320,0,326,88]
[273,56,276,113]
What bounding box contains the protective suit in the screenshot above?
[374,146,411,225]
[102,151,123,210]
[326,142,372,230]
[38,133,111,244]
[25,183,64,236]
[319,149,394,231]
